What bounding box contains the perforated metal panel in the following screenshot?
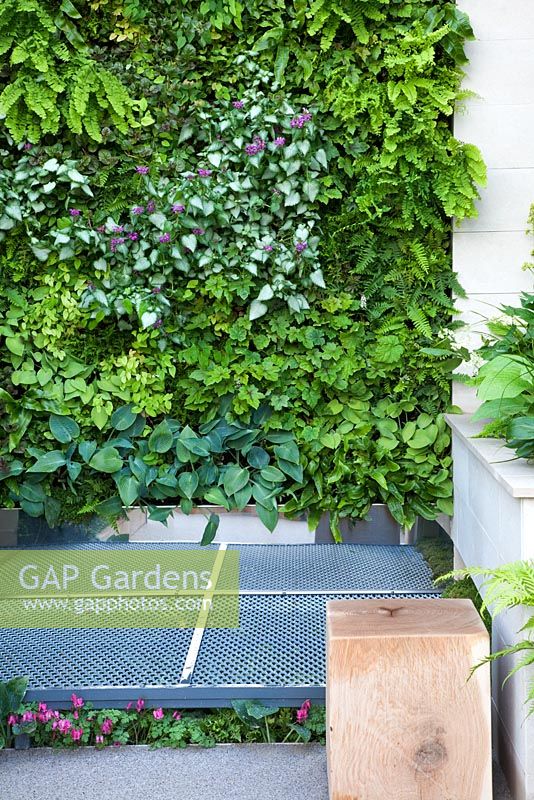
[0,542,439,707]
[230,544,434,592]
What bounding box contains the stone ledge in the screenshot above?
[446,414,534,498]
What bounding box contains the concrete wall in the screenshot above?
[448,415,534,800]
[453,0,534,411]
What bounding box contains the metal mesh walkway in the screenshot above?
[0,543,438,707]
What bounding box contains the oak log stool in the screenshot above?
[326,599,492,800]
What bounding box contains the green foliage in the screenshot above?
[8,697,325,747]
[0,676,28,749]
[472,291,534,459]
[448,561,534,714]
[0,0,134,141]
[0,0,485,535]
[1,404,302,539]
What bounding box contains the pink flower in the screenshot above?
[70,727,83,742]
[159,233,171,243]
[172,711,181,721]
[95,735,104,745]
[101,719,113,735]
[73,710,79,720]
[126,702,133,711]
[153,708,164,720]
[136,698,145,713]
[21,710,35,722]
[7,714,18,726]
[69,208,81,217]
[296,699,311,724]
[198,169,212,177]
[57,719,72,734]
[38,702,48,713]
[172,204,185,213]
[113,741,121,747]
[136,166,149,174]
[71,693,84,709]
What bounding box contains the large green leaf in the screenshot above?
[477,355,532,401]
[223,466,250,496]
[89,447,123,473]
[148,420,174,453]
[200,513,220,546]
[178,471,199,500]
[49,414,80,444]
[116,474,140,507]
[27,451,67,473]
[111,405,138,431]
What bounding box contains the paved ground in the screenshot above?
[0,745,513,800]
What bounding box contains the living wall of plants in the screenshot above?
[0,0,485,537]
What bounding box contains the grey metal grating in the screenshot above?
[230,544,434,592]
[0,542,439,707]
[193,592,441,687]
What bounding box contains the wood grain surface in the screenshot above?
[326,599,492,800]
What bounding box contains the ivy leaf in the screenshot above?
[89,447,123,473]
[49,414,80,444]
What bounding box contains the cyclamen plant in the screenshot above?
[34,63,333,330]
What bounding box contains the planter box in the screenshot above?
[447,414,534,800]
[0,505,416,547]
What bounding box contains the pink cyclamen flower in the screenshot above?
[296,699,311,723]
[172,711,181,721]
[101,718,113,735]
[113,741,121,747]
[71,693,84,709]
[7,714,18,726]
[70,728,83,742]
[38,703,47,713]
[21,710,35,722]
[135,166,149,174]
[153,708,164,720]
[69,208,81,217]
[126,702,133,711]
[136,699,145,713]
[159,233,171,244]
[73,711,79,720]
[57,719,72,734]
[95,735,104,745]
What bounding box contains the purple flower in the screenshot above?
[198,168,212,177]
[128,232,139,241]
[69,208,81,217]
[146,200,156,213]
[172,203,185,213]
[245,144,260,156]
[159,233,171,243]
[101,719,113,735]
[136,166,149,174]
[295,241,308,253]
[185,174,195,181]
[96,225,106,233]
[192,228,205,235]
[263,245,274,252]
[110,237,125,252]
[152,287,162,294]
[273,137,286,147]
[153,319,163,329]
[112,225,124,233]
[23,142,32,151]
[232,100,244,109]
[132,206,144,215]
[290,111,313,129]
